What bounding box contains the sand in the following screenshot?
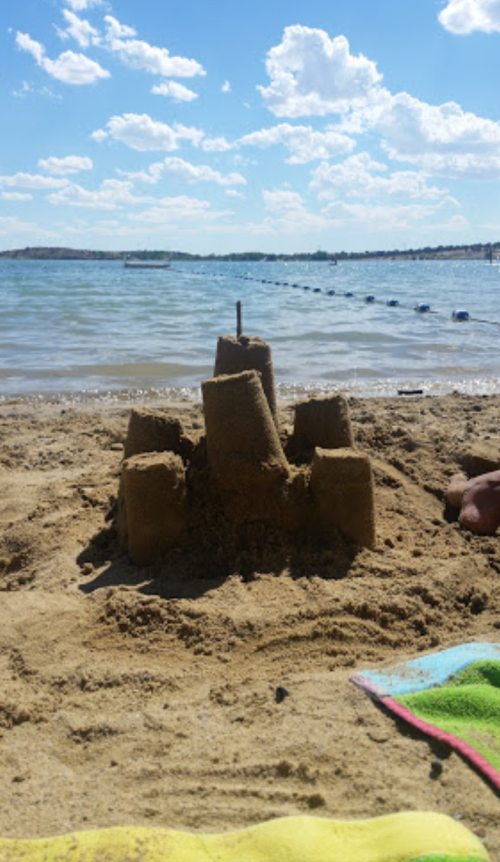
[0,392,499,855]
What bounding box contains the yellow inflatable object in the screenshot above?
[0,813,489,862]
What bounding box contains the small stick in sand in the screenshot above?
[236,301,242,338]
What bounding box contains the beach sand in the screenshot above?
[0,392,499,855]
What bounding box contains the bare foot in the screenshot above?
[459,469,500,535]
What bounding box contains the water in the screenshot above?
[1,257,499,402]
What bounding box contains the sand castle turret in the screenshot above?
[121,452,188,566]
[214,335,277,418]
[293,394,354,452]
[202,369,289,522]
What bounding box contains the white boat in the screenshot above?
[124,258,170,269]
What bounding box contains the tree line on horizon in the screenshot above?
[0,242,499,262]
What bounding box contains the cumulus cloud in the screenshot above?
[221,81,231,93]
[201,137,232,152]
[259,25,383,117]
[257,27,500,179]
[128,197,231,224]
[161,157,246,186]
[63,0,103,10]
[103,15,136,40]
[238,123,355,163]
[48,179,142,209]
[1,192,33,201]
[38,155,93,175]
[439,0,500,33]
[309,153,452,201]
[91,114,204,152]
[151,81,199,102]
[103,15,205,78]
[16,31,109,84]
[57,10,100,48]
[321,199,451,229]
[0,172,69,189]
[375,93,500,175]
[117,157,245,187]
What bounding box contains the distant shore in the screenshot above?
[0,242,498,263]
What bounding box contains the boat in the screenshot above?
[124,257,170,269]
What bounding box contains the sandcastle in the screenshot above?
[118,334,376,566]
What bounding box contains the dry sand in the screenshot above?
[0,392,499,855]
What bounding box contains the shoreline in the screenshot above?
[3,369,500,407]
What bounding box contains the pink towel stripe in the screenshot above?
[383,696,500,792]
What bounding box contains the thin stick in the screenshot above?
[236,301,242,337]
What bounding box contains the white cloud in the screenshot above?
[38,155,93,175]
[222,81,231,93]
[0,172,69,189]
[161,157,246,186]
[57,10,100,48]
[225,189,245,199]
[48,179,142,209]
[91,114,204,152]
[103,16,205,78]
[439,0,500,33]
[116,164,165,185]
[1,192,33,201]
[376,93,500,176]
[238,123,355,163]
[321,199,452,229]
[202,137,232,152]
[128,197,230,224]
[91,129,108,143]
[309,153,452,201]
[151,81,199,102]
[263,189,306,213]
[259,25,383,117]
[16,31,110,84]
[103,15,136,40]
[117,157,245,187]
[63,0,103,10]
[0,216,57,238]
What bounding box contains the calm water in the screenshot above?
[1,258,499,402]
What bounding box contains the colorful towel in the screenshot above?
[0,813,489,861]
[351,642,500,793]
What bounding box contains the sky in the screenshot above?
[1,0,500,255]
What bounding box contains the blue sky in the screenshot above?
[1,0,500,254]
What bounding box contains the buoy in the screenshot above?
[366,295,376,303]
[387,299,399,307]
[452,309,470,322]
[327,290,336,296]
[415,303,430,313]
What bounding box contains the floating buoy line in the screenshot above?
[168,266,500,328]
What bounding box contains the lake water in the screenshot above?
[1,257,499,402]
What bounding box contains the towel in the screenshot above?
[0,812,489,862]
[351,642,500,792]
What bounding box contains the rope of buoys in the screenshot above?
[173,266,500,326]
